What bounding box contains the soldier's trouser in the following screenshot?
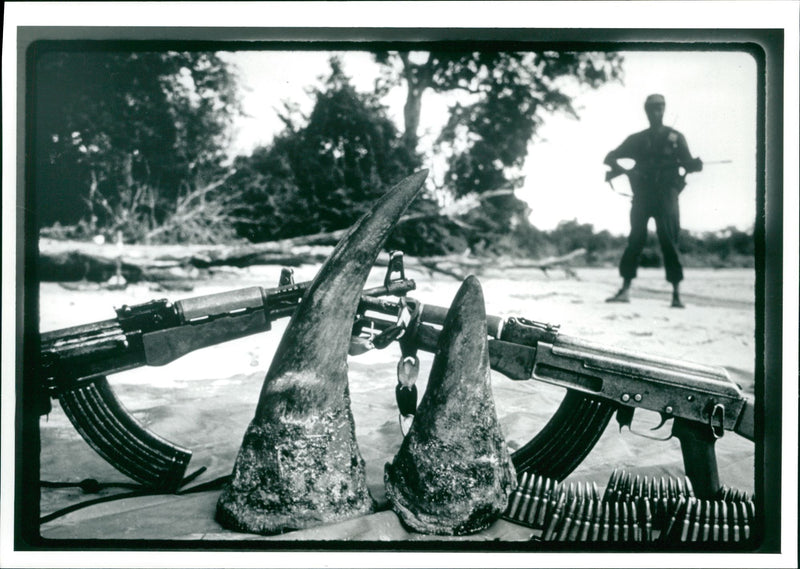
[619,189,683,284]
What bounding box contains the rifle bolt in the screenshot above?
[621,393,631,402]
[665,406,674,414]
[633,394,642,402]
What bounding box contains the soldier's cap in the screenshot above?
[644,94,666,107]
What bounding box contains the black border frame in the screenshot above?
[13,26,784,555]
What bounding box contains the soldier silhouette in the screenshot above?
[604,94,703,308]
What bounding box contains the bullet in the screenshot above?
[567,484,589,541]
[600,501,611,541]
[720,501,729,542]
[621,472,632,502]
[660,477,669,528]
[701,500,711,542]
[590,498,602,541]
[668,477,678,516]
[514,472,534,523]
[631,501,641,542]
[605,469,619,502]
[538,479,554,528]
[558,492,579,541]
[680,498,696,542]
[643,499,653,542]
[579,498,594,541]
[731,500,740,542]
[745,499,755,522]
[663,495,686,542]
[711,501,720,542]
[567,494,585,541]
[506,472,529,519]
[543,492,567,541]
[526,474,545,526]
[741,500,751,541]
[620,501,630,542]
[690,500,702,542]
[684,476,695,498]
[612,501,621,542]
[676,476,685,498]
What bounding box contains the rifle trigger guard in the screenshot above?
[617,406,673,441]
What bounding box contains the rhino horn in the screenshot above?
[384,275,516,535]
[217,170,428,535]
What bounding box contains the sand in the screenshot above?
[36,264,756,541]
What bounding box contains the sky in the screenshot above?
[221,49,758,237]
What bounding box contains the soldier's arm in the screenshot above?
[676,132,703,173]
[603,135,638,182]
[604,134,638,168]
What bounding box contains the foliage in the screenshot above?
[228,58,420,242]
[678,226,755,267]
[511,221,755,269]
[34,48,241,242]
[373,50,625,253]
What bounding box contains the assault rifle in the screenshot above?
[604,159,728,196]
[39,258,415,492]
[354,291,755,500]
[39,252,754,498]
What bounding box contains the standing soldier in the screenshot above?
[604,94,703,308]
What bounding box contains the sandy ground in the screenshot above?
[36,264,757,542]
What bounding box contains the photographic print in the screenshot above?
[2,2,796,568]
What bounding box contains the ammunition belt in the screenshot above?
[503,469,755,544]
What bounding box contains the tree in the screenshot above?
[33,48,241,240]
[229,57,421,242]
[374,50,624,248]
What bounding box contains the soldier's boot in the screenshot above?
[670,283,685,308]
[606,279,632,303]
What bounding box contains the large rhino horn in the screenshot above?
[384,275,516,535]
[217,170,428,535]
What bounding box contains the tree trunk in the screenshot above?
[399,52,432,153]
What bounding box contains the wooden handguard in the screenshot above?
[57,377,191,492]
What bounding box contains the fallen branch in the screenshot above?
[395,249,587,281]
[37,235,585,284]
[37,238,334,283]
